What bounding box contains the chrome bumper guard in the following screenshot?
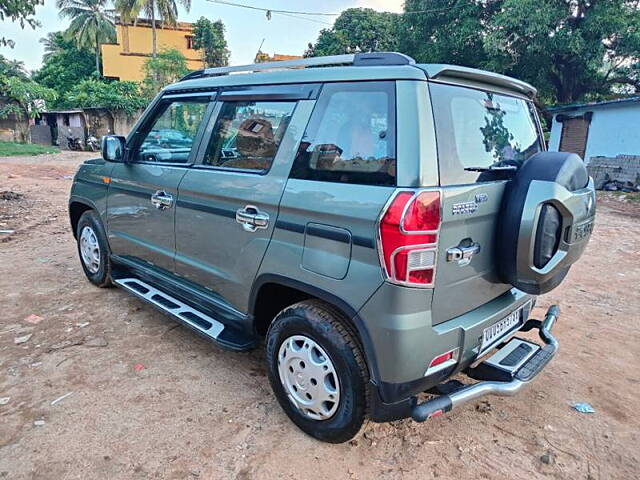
[411,305,560,422]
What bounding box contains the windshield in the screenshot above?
[430,82,543,184]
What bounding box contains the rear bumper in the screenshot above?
[411,305,559,421]
[359,283,534,403]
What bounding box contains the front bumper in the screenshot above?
[411,305,560,421]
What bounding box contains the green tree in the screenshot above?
[0,76,57,142]
[32,32,96,105]
[0,54,28,80]
[115,0,192,58]
[65,78,147,115]
[56,0,116,76]
[192,16,230,68]
[401,0,498,68]
[141,48,189,98]
[305,8,400,57]
[483,0,640,103]
[0,0,42,47]
[402,0,640,104]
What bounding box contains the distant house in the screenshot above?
[101,18,203,82]
[254,52,303,63]
[30,108,141,148]
[548,97,640,163]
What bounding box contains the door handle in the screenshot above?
[446,242,481,266]
[236,205,269,232]
[151,190,174,210]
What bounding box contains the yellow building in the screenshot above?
[101,18,203,82]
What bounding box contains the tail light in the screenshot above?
[378,190,441,287]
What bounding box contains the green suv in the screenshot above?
[69,52,596,443]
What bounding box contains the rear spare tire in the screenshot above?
[496,152,595,294]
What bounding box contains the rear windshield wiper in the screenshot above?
[464,164,518,172]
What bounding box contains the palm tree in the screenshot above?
[57,0,116,76]
[40,32,64,62]
[115,0,191,58]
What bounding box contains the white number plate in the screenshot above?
[480,308,523,352]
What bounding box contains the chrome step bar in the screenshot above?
[115,278,225,339]
[411,305,560,422]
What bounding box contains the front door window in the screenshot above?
[135,98,209,163]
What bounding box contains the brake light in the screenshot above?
[378,190,441,287]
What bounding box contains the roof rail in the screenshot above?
[180,52,415,82]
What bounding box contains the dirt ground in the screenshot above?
[0,151,638,480]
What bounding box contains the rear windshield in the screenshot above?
[429,82,542,185]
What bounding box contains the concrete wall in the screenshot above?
[587,155,640,190]
[84,109,115,138]
[0,99,28,142]
[113,110,142,136]
[30,125,52,145]
[0,126,21,142]
[549,102,640,163]
[58,127,85,150]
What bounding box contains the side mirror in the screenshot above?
[102,135,126,162]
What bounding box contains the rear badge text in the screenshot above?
[452,194,489,216]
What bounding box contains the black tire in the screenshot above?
[265,300,369,443]
[76,210,113,287]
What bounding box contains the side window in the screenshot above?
[290,81,396,186]
[134,98,208,164]
[203,101,296,172]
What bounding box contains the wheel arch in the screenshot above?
[249,274,381,383]
[69,197,99,239]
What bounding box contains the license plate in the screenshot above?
[573,220,594,242]
[480,307,523,352]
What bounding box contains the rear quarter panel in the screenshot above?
[257,180,394,315]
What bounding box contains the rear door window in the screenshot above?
[203,101,296,172]
[429,83,542,185]
[290,81,396,186]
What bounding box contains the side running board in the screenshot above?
[115,278,225,339]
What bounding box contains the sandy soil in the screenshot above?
[0,152,638,480]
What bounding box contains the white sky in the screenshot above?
[0,0,404,73]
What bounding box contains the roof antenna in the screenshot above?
[255,38,266,63]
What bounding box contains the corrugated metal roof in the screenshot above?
[547,96,640,112]
[44,109,84,114]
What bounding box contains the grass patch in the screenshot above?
[621,192,640,203]
[600,191,640,203]
[0,141,59,157]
